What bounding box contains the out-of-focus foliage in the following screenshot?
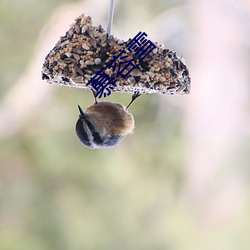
[0,0,72,98]
[1,0,250,250]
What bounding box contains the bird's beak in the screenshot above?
[77,105,86,119]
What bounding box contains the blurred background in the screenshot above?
[1,0,250,249]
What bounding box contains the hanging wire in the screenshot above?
[107,0,115,35]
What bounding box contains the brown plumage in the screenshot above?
[75,101,134,149]
[85,101,134,135]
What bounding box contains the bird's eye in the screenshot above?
[42,9,190,150]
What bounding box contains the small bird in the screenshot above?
[75,92,140,149]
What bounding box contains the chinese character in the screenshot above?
[127,32,156,61]
[86,67,117,98]
[107,50,136,79]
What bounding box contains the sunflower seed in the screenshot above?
[82,43,90,50]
